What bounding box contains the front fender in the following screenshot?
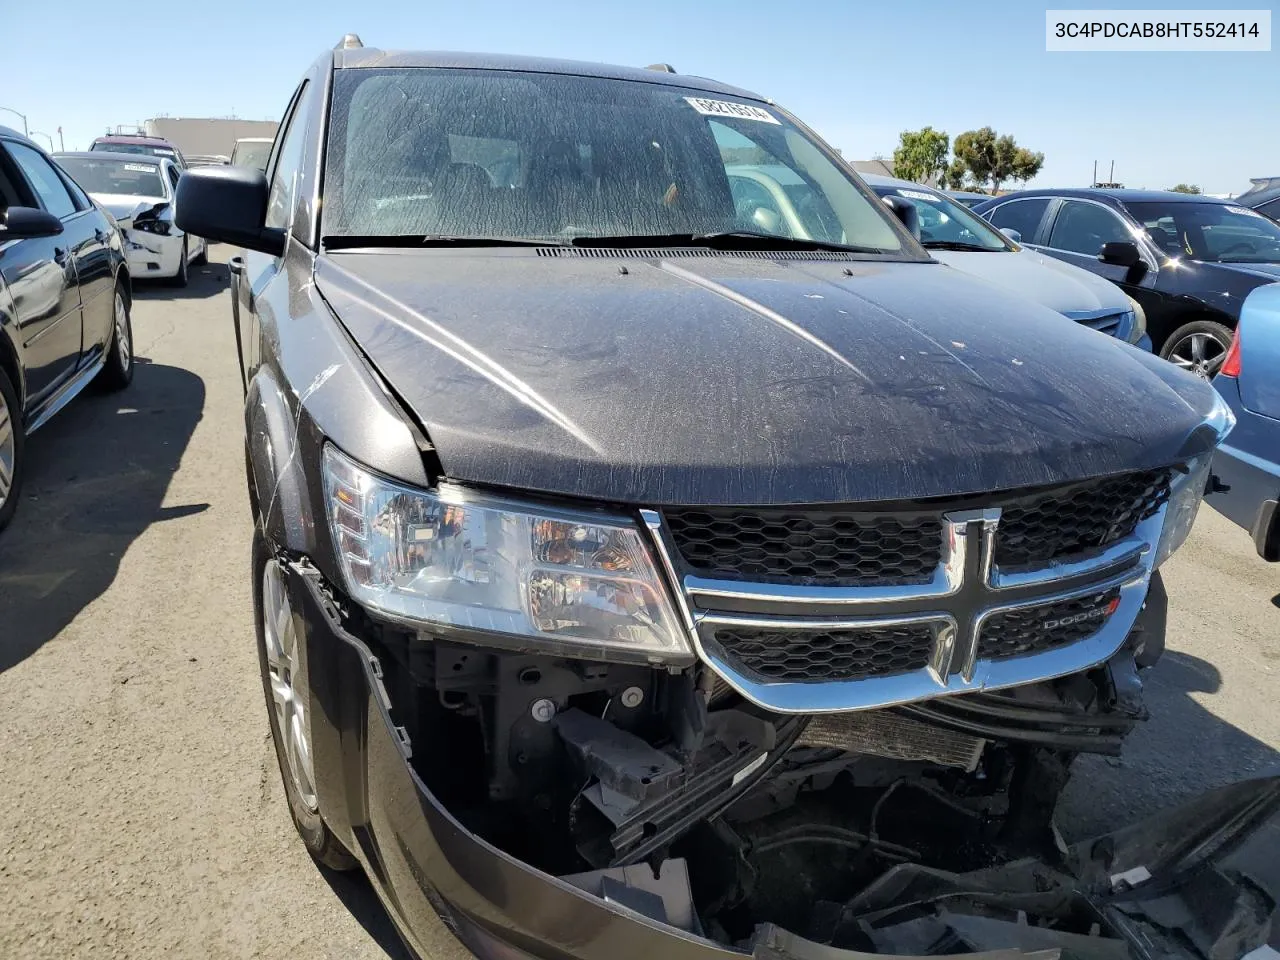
[245,365,315,554]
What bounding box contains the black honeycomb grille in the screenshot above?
[995,469,1173,570]
[978,588,1121,660]
[709,624,935,683]
[663,508,942,586]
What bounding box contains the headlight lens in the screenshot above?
[1124,296,1147,345]
[1153,452,1212,568]
[321,445,690,660]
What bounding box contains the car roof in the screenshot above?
[860,173,943,192]
[56,150,166,165]
[332,48,765,101]
[987,187,1233,205]
[93,134,178,147]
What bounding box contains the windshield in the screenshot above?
[231,140,273,171]
[58,157,165,198]
[322,68,905,252]
[875,186,1009,251]
[1125,201,1280,263]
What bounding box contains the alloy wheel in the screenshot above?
[261,559,318,812]
[0,388,13,510]
[1168,332,1227,379]
[114,292,131,369]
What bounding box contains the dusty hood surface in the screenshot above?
[315,250,1222,505]
[90,193,165,224]
[930,247,1132,317]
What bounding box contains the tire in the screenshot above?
[192,237,208,267]
[0,365,24,533]
[252,527,357,871]
[97,284,134,391]
[1158,319,1233,379]
[171,238,190,288]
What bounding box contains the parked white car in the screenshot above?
[54,151,208,287]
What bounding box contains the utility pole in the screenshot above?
[0,106,28,136]
[31,130,55,151]
[1092,160,1097,187]
[57,126,64,151]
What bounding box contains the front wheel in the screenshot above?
[253,528,356,870]
[1159,319,1233,379]
[0,365,25,532]
[171,238,190,288]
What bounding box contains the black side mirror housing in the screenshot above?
[1099,240,1142,267]
[0,206,64,240]
[1098,240,1149,283]
[882,195,921,240]
[175,166,284,256]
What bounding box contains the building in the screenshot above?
[141,117,278,160]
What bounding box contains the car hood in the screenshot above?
[91,193,166,224]
[315,250,1223,506]
[1209,259,1280,282]
[929,247,1132,317]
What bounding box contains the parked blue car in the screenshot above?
[1207,283,1280,560]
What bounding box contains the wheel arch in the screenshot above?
[1145,298,1236,353]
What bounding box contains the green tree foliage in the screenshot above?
[953,127,1044,194]
[1168,183,1202,194]
[891,127,950,185]
[943,158,971,191]
[1010,147,1045,187]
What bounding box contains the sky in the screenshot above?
[7,0,1277,194]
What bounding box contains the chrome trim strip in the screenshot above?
[990,536,1147,589]
[26,351,107,435]
[640,508,699,635]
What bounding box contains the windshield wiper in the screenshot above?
[322,235,568,250]
[920,240,1003,252]
[570,232,886,254]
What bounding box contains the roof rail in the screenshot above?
[336,33,364,50]
[645,63,677,73]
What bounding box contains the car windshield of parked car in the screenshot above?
[1125,201,1280,263]
[57,157,165,198]
[231,140,272,171]
[322,68,904,252]
[92,141,177,161]
[880,186,1008,251]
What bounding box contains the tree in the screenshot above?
[954,127,1043,194]
[892,127,950,185]
[943,158,971,191]
[1010,147,1045,187]
[1169,183,1202,194]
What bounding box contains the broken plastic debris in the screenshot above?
[1109,865,1152,888]
[731,752,768,786]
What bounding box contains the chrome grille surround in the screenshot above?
[641,484,1173,715]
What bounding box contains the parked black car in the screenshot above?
[0,127,134,531]
[177,43,1256,960]
[973,188,1280,376]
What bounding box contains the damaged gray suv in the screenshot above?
[176,38,1277,960]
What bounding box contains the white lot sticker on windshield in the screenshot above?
[123,164,155,172]
[684,97,780,124]
[897,189,937,202]
[1225,205,1261,216]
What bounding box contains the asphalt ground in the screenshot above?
[1,246,1276,958]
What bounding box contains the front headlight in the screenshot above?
[1124,295,1147,345]
[321,445,691,662]
[1153,452,1212,568]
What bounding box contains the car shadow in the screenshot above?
[1059,649,1280,839]
[131,251,231,302]
[316,865,415,960]
[0,359,205,673]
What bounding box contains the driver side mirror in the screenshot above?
[882,195,920,240]
[999,227,1022,243]
[175,166,284,256]
[0,206,63,240]
[1098,240,1149,283]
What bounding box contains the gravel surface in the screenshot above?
[1,248,1276,958]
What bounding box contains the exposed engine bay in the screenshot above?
[335,568,1279,959]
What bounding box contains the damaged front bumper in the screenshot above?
[286,560,1280,960]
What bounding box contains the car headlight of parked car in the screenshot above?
[321,444,691,660]
[1124,295,1147,345]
